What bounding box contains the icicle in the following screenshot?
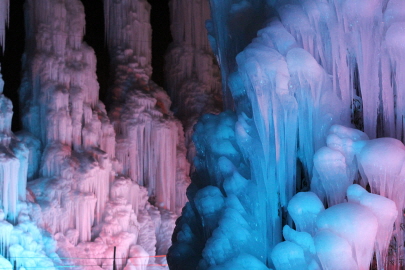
[0,0,9,51]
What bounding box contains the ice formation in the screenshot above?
[165,0,222,162]
[272,185,397,270]
[169,0,405,269]
[0,0,191,269]
[3,0,405,268]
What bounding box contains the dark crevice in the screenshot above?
[148,0,172,88]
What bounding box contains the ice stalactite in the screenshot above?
[104,0,190,215]
[165,0,222,163]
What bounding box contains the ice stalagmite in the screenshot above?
[104,0,190,215]
[165,0,222,162]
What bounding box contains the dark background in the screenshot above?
[0,0,172,131]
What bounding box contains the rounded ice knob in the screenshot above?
[288,192,324,235]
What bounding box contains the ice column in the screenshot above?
[165,0,222,161]
[104,0,190,214]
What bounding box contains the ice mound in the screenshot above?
[312,124,404,267]
[273,185,395,270]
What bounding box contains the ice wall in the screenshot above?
[165,0,222,162]
[104,0,190,215]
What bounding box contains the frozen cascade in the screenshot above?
[104,0,190,214]
[165,0,222,163]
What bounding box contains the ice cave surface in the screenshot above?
[2,0,405,269]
